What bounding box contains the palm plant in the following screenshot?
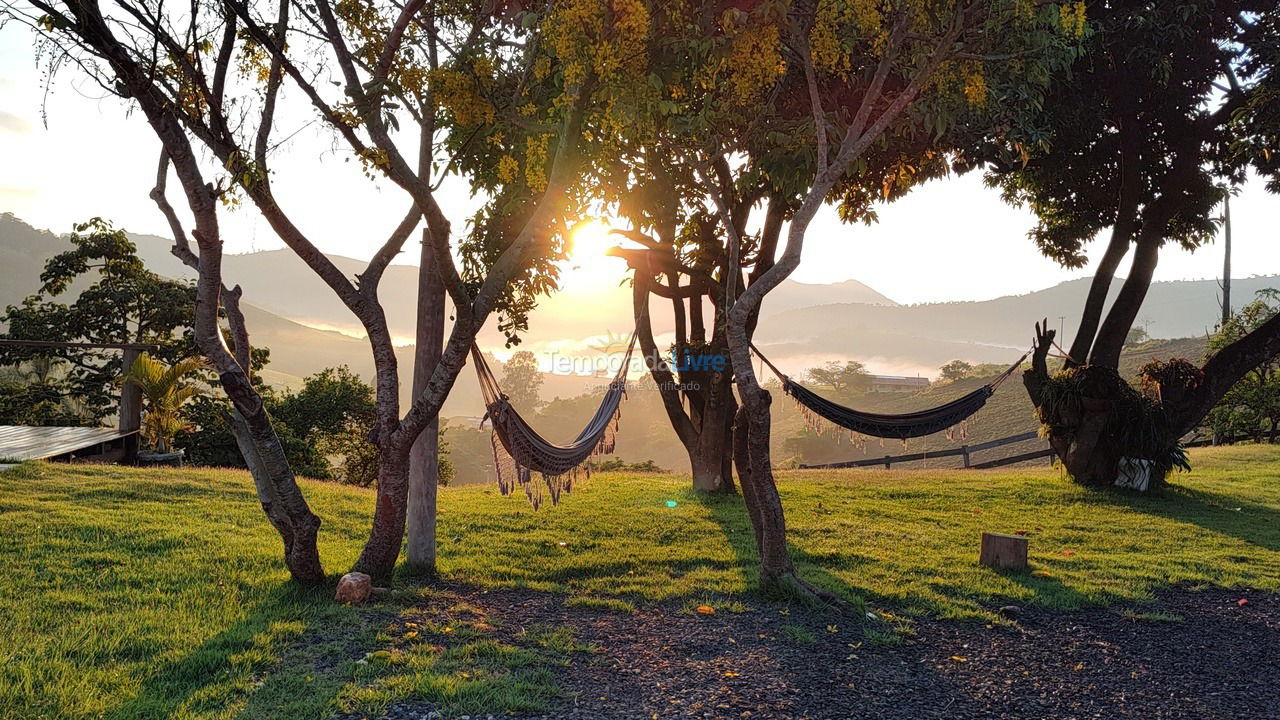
[122,354,205,454]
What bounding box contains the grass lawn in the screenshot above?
[1,445,1277,719]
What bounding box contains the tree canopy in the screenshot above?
[0,219,198,422]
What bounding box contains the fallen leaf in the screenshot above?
[695,605,716,615]
[1014,529,1030,536]
[1032,570,1053,578]
[1238,598,1249,606]
[951,656,968,662]
[1061,550,1076,556]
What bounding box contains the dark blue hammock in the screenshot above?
[753,345,1025,440]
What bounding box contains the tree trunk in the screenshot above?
[352,447,411,585]
[688,366,737,493]
[633,275,736,492]
[1090,233,1160,368]
[229,406,326,583]
[1066,113,1141,367]
[405,230,446,573]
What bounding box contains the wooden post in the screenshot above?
[883,455,891,469]
[406,229,446,573]
[961,445,970,468]
[979,532,1028,570]
[119,347,142,464]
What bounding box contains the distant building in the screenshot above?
[869,375,930,393]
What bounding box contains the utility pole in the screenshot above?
[1221,190,1232,326]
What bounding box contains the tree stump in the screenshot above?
[979,532,1028,570]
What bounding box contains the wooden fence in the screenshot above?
[799,430,1260,472]
[800,431,1052,470]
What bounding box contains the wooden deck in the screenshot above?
[0,426,138,461]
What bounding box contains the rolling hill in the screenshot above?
[0,213,1248,443]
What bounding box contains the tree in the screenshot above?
[123,354,205,454]
[978,0,1280,486]
[939,360,975,384]
[500,351,544,411]
[9,0,617,583]
[806,361,871,393]
[0,219,197,422]
[1124,326,1151,348]
[1206,290,1280,442]
[272,366,375,440]
[683,0,1077,602]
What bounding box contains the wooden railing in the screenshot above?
[800,429,1263,472]
[800,431,1052,470]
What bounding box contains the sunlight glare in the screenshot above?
[568,219,615,265]
[559,219,627,292]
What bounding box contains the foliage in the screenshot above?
[938,360,974,383]
[975,0,1277,267]
[1037,366,1191,482]
[1206,290,1280,440]
[588,457,665,473]
[122,353,206,454]
[179,366,455,485]
[178,367,374,480]
[271,366,375,440]
[0,219,197,422]
[313,416,380,487]
[499,351,544,411]
[0,359,87,426]
[939,359,1013,384]
[805,360,870,393]
[176,394,328,477]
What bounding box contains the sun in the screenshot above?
[560,218,628,292]
[567,219,615,264]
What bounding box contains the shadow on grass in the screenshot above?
[1129,484,1280,553]
[698,484,1110,618]
[699,490,867,611]
[103,582,351,720]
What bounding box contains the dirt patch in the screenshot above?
[363,587,1279,720]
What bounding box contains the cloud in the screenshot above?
[0,111,32,134]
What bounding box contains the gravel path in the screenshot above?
[371,588,1279,720]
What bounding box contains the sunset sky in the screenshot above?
[2,23,1275,312]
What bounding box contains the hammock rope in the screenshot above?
[472,332,638,508]
[750,343,1028,441]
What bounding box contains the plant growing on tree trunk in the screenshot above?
[692,0,1079,603]
[979,0,1280,488]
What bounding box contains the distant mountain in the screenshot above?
[0,214,629,415]
[119,231,899,343]
[751,275,1275,377]
[2,213,1261,417]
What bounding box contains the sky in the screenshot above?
[1,23,1275,308]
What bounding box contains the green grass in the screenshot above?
[1,444,1279,719]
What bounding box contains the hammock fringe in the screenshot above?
[476,334,635,509]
